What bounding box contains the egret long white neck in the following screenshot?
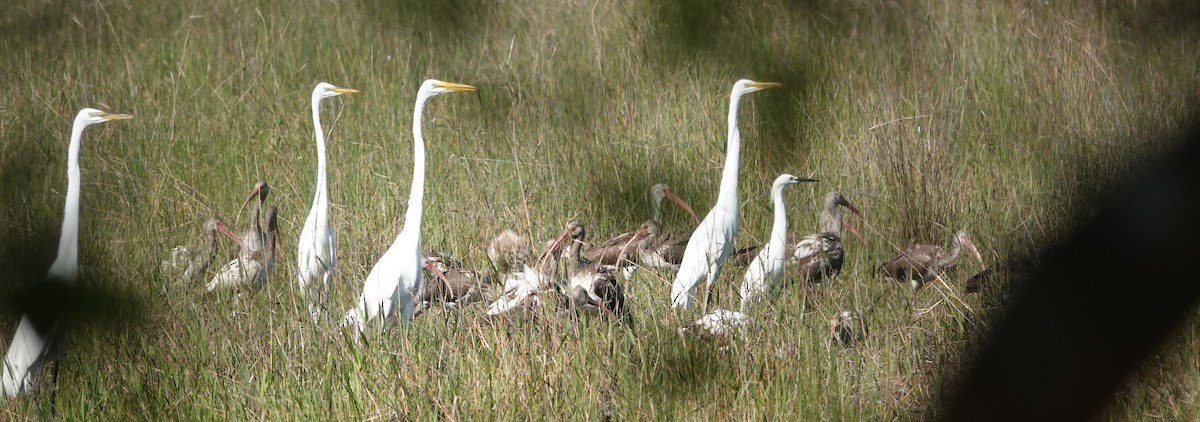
[49,120,87,281]
[767,182,788,252]
[400,93,430,240]
[310,96,329,221]
[716,91,744,209]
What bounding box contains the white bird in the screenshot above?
[669,79,781,310]
[738,174,817,313]
[297,82,357,321]
[342,79,475,335]
[2,108,131,398]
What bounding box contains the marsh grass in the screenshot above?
[1,0,1198,419]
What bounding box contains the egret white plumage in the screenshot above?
[297,82,357,321]
[738,174,817,312]
[2,108,131,398]
[342,79,475,335]
[669,79,781,310]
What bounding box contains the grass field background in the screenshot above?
[1,0,1198,419]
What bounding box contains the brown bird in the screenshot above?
[733,191,862,284]
[485,226,574,316]
[964,268,993,293]
[583,183,697,267]
[208,203,279,292]
[829,310,866,348]
[879,230,984,289]
[561,222,631,324]
[414,252,495,316]
[162,216,245,288]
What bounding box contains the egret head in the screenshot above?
[732,79,782,96]
[76,108,132,127]
[313,82,359,100]
[775,173,818,188]
[419,79,476,99]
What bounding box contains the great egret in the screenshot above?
[879,230,984,289]
[669,79,781,310]
[297,82,358,320]
[342,79,475,334]
[738,174,817,312]
[161,216,246,288]
[207,205,278,291]
[2,108,131,398]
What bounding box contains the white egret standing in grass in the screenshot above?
[342,79,476,334]
[297,82,357,321]
[669,79,781,310]
[2,108,131,398]
[738,174,817,312]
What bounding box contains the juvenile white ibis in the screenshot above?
[413,252,494,316]
[787,191,863,284]
[2,108,131,398]
[207,205,278,291]
[879,230,985,289]
[678,309,752,351]
[234,181,270,250]
[560,222,631,324]
[583,183,697,267]
[487,229,531,275]
[738,174,817,313]
[485,227,573,317]
[342,79,475,335]
[297,82,357,321]
[829,309,865,348]
[161,216,245,288]
[670,79,781,310]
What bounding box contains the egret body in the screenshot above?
[669,79,780,310]
[343,79,475,334]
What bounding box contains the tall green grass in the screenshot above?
[1,0,1197,419]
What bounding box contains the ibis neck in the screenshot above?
[311,97,329,226]
[716,92,744,211]
[767,183,788,256]
[399,94,429,242]
[49,120,87,281]
[818,198,843,235]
